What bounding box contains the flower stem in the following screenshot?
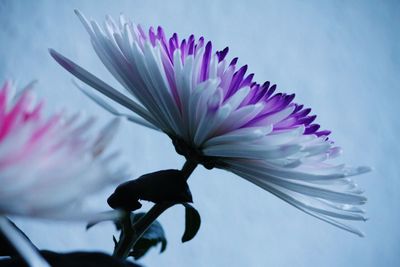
[0,216,50,267]
[112,203,173,259]
[181,160,197,181]
[112,211,134,259]
[113,160,198,260]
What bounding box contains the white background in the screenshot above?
[1,0,399,266]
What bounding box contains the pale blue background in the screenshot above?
[1,0,399,266]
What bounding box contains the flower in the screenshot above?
[50,10,370,236]
[0,80,126,219]
[0,80,128,267]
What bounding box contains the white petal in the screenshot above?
[74,80,159,131]
[229,169,365,236]
[194,104,231,145]
[223,86,250,111]
[226,162,366,204]
[203,143,301,160]
[92,118,120,157]
[258,126,305,147]
[203,126,272,147]
[225,159,367,182]
[50,49,156,123]
[252,105,295,127]
[214,103,264,135]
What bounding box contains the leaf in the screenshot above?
[181,203,201,243]
[129,213,167,260]
[107,169,192,211]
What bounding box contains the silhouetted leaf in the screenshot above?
[129,213,167,260]
[181,203,201,243]
[108,170,192,211]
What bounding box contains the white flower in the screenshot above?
[50,10,371,237]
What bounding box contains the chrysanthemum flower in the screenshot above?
[0,80,126,266]
[0,80,126,219]
[50,10,370,236]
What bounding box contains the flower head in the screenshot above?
[0,80,126,219]
[50,10,370,236]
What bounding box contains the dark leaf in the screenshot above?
[181,203,201,243]
[0,251,142,267]
[129,213,167,260]
[108,169,192,211]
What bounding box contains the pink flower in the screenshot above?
[0,80,127,267]
[0,80,126,219]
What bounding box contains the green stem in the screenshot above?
[112,160,198,260]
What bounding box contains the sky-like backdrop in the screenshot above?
[1,0,399,266]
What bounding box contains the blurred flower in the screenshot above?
[0,80,126,219]
[0,80,127,267]
[50,10,370,236]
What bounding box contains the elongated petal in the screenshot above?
[49,49,158,128]
[74,81,159,131]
